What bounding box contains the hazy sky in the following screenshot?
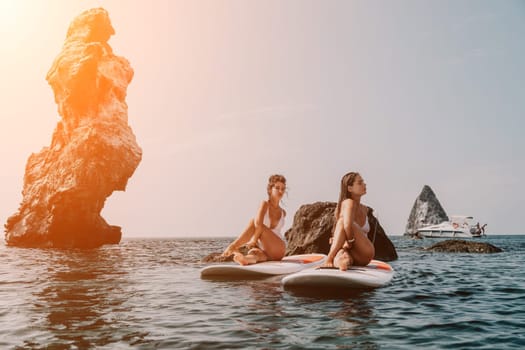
[1,0,524,237]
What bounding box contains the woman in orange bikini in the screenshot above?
[320,171,375,271]
[222,174,287,265]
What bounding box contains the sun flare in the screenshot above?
[0,1,25,32]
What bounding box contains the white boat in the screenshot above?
[416,216,485,238]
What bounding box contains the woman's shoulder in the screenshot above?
[341,198,356,207]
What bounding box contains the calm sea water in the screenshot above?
[1,235,524,349]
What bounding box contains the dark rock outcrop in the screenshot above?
[405,185,448,235]
[202,246,250,263]
[4,8,141,248]
[285,202,398,261]
[425,240,502,253]
[284,202,336,256]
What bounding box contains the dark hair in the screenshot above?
[334,172,360,219]
[267,174,286,198]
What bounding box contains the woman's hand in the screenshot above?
[222,244,239,257]
[246,239,258,250]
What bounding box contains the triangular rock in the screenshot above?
[405,185,448,235]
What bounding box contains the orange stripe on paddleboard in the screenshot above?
[283,255,324,264]
[369,260,392,271]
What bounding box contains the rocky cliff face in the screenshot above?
[285,202,398,262]
[4,8,142,248]
[405,185,448,235]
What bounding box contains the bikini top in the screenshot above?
[353,215,370,234]
[263,207,285,235]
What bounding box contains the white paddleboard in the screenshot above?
[200,254,327,278]
[281,259,394,288]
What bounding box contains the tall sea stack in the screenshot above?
[4,8,142,248]
[405,185,448,235]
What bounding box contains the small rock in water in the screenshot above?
[202,246,250,263]
[425,240,502,253]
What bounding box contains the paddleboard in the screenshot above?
[281,259,394,288]
[200,253,327,279]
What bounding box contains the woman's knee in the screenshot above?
[266,243,285,259]
[265,243,285,260]
[351,247,374,266]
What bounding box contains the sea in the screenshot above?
[1,235,524,350]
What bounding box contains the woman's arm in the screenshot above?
[247,201,268,248]
[322,201,355,266]
[342,199,356,242]
[254,201,267,228]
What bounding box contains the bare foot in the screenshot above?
[338,256,350,271]
[318,260,334,269]
[233,252,249,266]
[337,251,353,271]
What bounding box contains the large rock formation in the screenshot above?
[285,202,398,261]
[424,240,502,253]
[405,185,448,236]
[4,8,142,248]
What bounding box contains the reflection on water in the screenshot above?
[200,276,380,349]
[1,236,524,349]
[330,294,376,337]
[237,279,286,343]
[286,288,379,349]
[284,286,372,300]
[19,247,151,349]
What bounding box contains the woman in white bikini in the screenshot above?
[222,174,287,265]
[320,172,375,271]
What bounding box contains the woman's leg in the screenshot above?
[233,224,285,265]
[348,225,375,266]
[257,227,286,261]
[322,218,375,269]
[233,247,268,266]
[322,218,350,268]
[334,247,354,271]
[222,219,256,256]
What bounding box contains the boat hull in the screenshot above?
[417,230,473,238]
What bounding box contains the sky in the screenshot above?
[1,0,524,237]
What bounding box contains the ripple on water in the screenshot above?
[0,236,524,349]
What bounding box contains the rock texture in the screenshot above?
[4,8,141,248]
[285,202,398,261]
[425,240,502,253]
[405,185,448,235]
[284,202,336,256]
